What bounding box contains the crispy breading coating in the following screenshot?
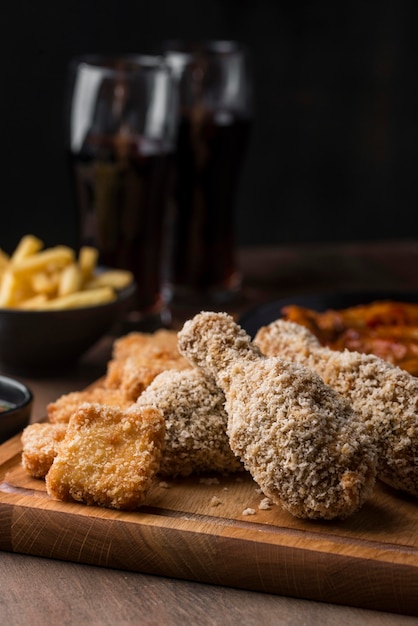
[21,422,67,478]
[255,319,418,497]
[137,368,244,477]
[178,312,377,520]
[112,330,180,361]
[47,386,132,424]
[104,330,191,401]
[45,403,165,510]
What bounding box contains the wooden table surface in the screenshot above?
[2,240,418,626]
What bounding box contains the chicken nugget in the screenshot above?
[178,312,377,521]
[47,387,132,424]
[105,330,191,401]
[111,329,179,361]
[45,403,165,510]
[21,422,67,478]
[137,368,244,477]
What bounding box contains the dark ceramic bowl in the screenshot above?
[0,375,33,442]
[0,282,136,376]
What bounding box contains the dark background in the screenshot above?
[2,0,417,254]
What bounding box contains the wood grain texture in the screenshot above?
[1,433,417,616]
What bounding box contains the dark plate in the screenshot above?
[238,290,418,338]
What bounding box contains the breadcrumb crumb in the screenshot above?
[242,508,256,516]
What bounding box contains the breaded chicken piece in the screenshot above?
[47,386,132,424]
[21,422,67,478]
[112,329,180,361]
[45,403,165,510]
[137,368,244,477]
[23,388,135,480]
[255,319,418,497]
[104,330,191,401]
[178,312,377,520]
[25,371,242,481]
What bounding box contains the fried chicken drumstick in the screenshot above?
[177,312,377,520]
[255,319,418,497]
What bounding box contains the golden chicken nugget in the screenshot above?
[45,403,165,510]
[105,330,191,401]
[21,422,67,478]
[47,386,132,424]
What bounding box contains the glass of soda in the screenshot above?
[65,54,178,329]
[163,41,253,305]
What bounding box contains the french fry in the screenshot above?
[10,235,43,263]
[0,271,34,307]
[78,246,99,281]
[58,263,83,297]
[29,286,116,310]
[85,269,134,291]
[31,271,60,296]
[15,294,49,310]
[0,255,9,284]
[0,235,133,311]
[11,246,75,276]
[0,249,9,268]
[0,270,18,307]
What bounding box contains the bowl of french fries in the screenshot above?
[0,235,136,374]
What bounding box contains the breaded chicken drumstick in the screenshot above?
[177,312,377,520]
[255,319,418,497]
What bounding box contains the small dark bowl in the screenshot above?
[0,282,136,376]
[0,375,33,443]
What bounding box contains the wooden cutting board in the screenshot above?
[1,431,418,617]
